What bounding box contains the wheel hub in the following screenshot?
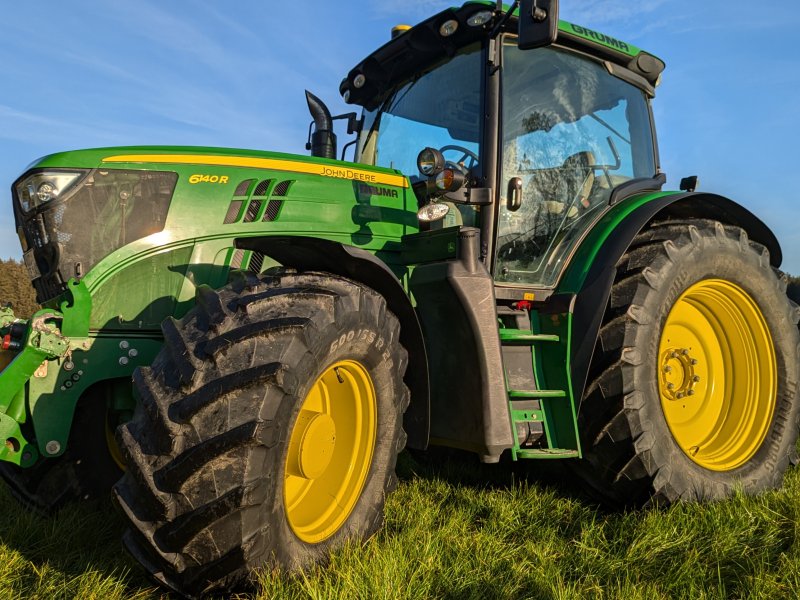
[294,412,336,480]
[659,347,701,401]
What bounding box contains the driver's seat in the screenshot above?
[561,150,596,210]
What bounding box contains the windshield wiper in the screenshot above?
[589,112,631,145]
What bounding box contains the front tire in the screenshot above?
[571,220,800,506]
[113,269,408,597]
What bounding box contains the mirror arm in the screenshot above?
[490,1,519,38]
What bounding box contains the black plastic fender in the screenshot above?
[570,192,782,408]
[235,236,430,449]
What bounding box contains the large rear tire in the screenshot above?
[113,269,409,597]
[570,220,800,506]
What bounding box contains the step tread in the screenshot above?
[509,389,566,399]
[516,448,579,459]
[499,329,560,344]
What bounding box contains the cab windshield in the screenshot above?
[357,43,483,176]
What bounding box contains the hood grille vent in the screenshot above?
[223,178,294,224]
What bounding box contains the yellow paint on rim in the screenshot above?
[284,360,377,543]
[658,279,777,471]
[102,154,409,188]
[105,413,126,471]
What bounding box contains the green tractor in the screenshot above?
[1,0,798,595]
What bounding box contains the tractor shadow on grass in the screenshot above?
[396,445,602,508]
[0,488,166,598]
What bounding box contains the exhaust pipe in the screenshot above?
[305,90,337,160]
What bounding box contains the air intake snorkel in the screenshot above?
[305,90,337,159]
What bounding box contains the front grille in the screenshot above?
[18,169,177,303]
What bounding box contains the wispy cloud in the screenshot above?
[560,0,669,28]
[564,0,668,23]
[369,0,450,20]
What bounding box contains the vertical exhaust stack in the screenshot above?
[305,90,337,160]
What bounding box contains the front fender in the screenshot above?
[235,235,430,449]
[559,191,782,408]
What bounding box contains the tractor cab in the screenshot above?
[341,1,665,289]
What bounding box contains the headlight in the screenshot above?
[417,147,445,176]
[16,171,85,212]
[417,202,451,222]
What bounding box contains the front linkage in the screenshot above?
[0,279,92,467]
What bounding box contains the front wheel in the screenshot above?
[571,220,800,506]
[113,269,409,596]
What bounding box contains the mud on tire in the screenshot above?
[570,220,800,507]
[113,268,409,597]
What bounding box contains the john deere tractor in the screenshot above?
[1,1,798,596]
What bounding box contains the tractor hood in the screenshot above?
[12,146,413,305]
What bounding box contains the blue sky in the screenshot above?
[2,1,800,272]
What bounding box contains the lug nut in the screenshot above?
[690,359,698,365]
[687,390,695,396]
[693,375,701,383]
[667,383,675,390]
[677,392,685,399]
[671,351,678,359]
[663,366,672,373]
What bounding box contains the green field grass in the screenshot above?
[1,450,800,599]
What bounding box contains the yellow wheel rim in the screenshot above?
[658,279,777,471]
[105,413,126,471]
[283,360,377,543]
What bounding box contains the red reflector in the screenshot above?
[1,335,10,350]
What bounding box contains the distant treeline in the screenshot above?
[0,258,39,319]
[789,275,800,307]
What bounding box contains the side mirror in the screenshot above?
[518,0,559,50]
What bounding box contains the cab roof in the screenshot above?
[340,1,665,110]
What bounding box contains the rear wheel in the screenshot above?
[571,220,800,506]
[113,269,408,597]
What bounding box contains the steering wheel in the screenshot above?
[439,144,480,171]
